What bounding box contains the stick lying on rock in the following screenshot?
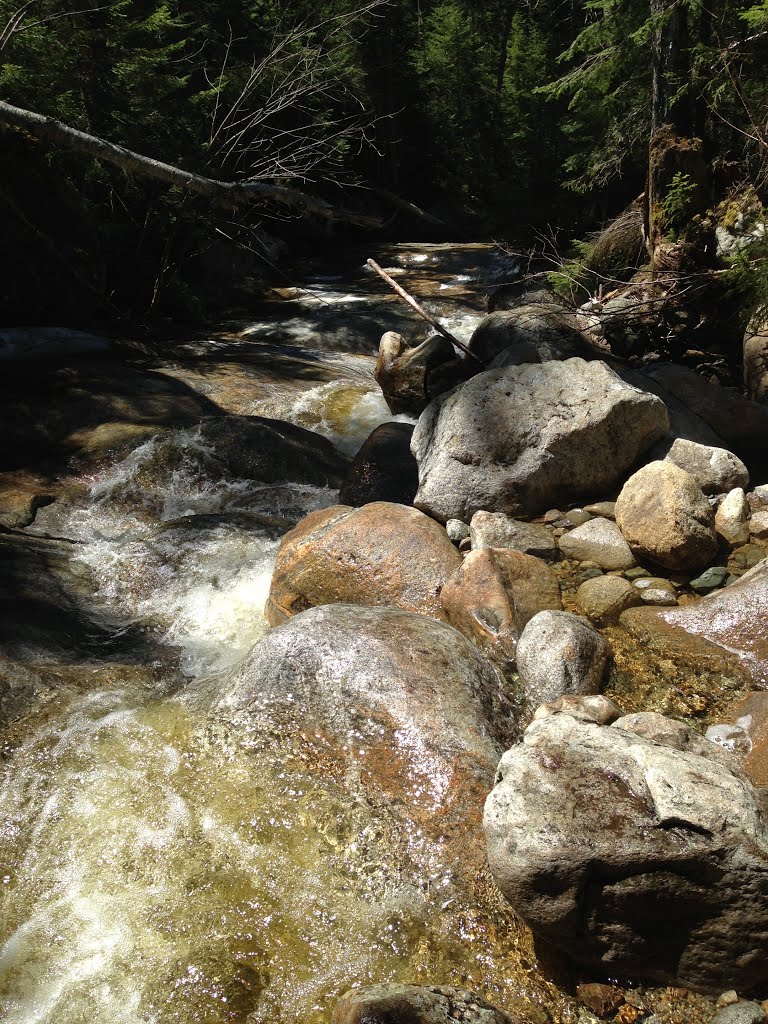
[366,258,485,366]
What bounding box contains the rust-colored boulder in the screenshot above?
[440,547,562,672]
[266,501,461,625]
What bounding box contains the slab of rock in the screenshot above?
[558,517,637,570]
[266,501,461,625]
[744,313,768,405]
[658,437,749,494]
[441,548,562,671]
[411,359,669,522]
[626,558,768,687]
[515,610,609,710]
[469,510,557,559]
[716,488,751,547]
[484,710,768,991]
[339,422,418,507]
[577,575,642,624]
[333,984,519,1024]
[469,303,591,365]
[616,461,717,571]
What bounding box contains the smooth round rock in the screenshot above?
[716,488,751,547]
[266,501,461,625]
[577,575,642,624]
[515,610,610,710]
[616,461,717,571]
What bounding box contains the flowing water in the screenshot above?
[0,244,578,1024]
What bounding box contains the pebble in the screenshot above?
[690,566,729,594]
[446,519,470,543]
[565,508,593,526]
[543,509,561,524]
[624,566,649,580]
[584,501,617,519]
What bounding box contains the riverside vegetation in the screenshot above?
[3,3,768,1024]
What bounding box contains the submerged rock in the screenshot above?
[411,359,668,522]
[266,501,462,625]
[616,461,717,571]
[484,709,768,992]
[333,984,519,1024]
[624,558,768,687]
[339,422,418,507]
[577,575,642,624]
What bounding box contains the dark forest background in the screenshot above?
[1,0,767,324]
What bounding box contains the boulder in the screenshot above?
[615,461,717,571]
[716,488,751,547]
[484,709,768,991]
[577,575,642,625]
[333,985,518,1024]
[338,422,418,507]
[750,510,768,539]
[711,1003,767,1024]
[266,501,461,625]
[558,518,637,570]
[641,363,768,477]
[214,605,517,885]
[515,610,610,710]
[469,511,557,560]
[469,304,592,365]
[659,437,749,494]
[440,548,562,672]
[411,359,669,522]
[375,331,456,415]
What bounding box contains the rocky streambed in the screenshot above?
[1,243,768,1024]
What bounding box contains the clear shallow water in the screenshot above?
[0,244,571,1024]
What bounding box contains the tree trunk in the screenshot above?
[0,99,382,228]
[647,0,713,275]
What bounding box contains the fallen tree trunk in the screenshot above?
[0,98,382,228]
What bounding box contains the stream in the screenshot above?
[0,244,580,1024]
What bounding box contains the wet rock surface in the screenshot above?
[213,604,517,884]
[440,547,562,672]
[412,359,669,522]
[484,709,768,992]
[266,501,462,625]
[629,558,768,687]
[339,422,419,507]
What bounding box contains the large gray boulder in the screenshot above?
[484,709,768,992]
[469,304,591,365]
[411,359,669,522]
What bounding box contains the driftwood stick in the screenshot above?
[366,258,485,365]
